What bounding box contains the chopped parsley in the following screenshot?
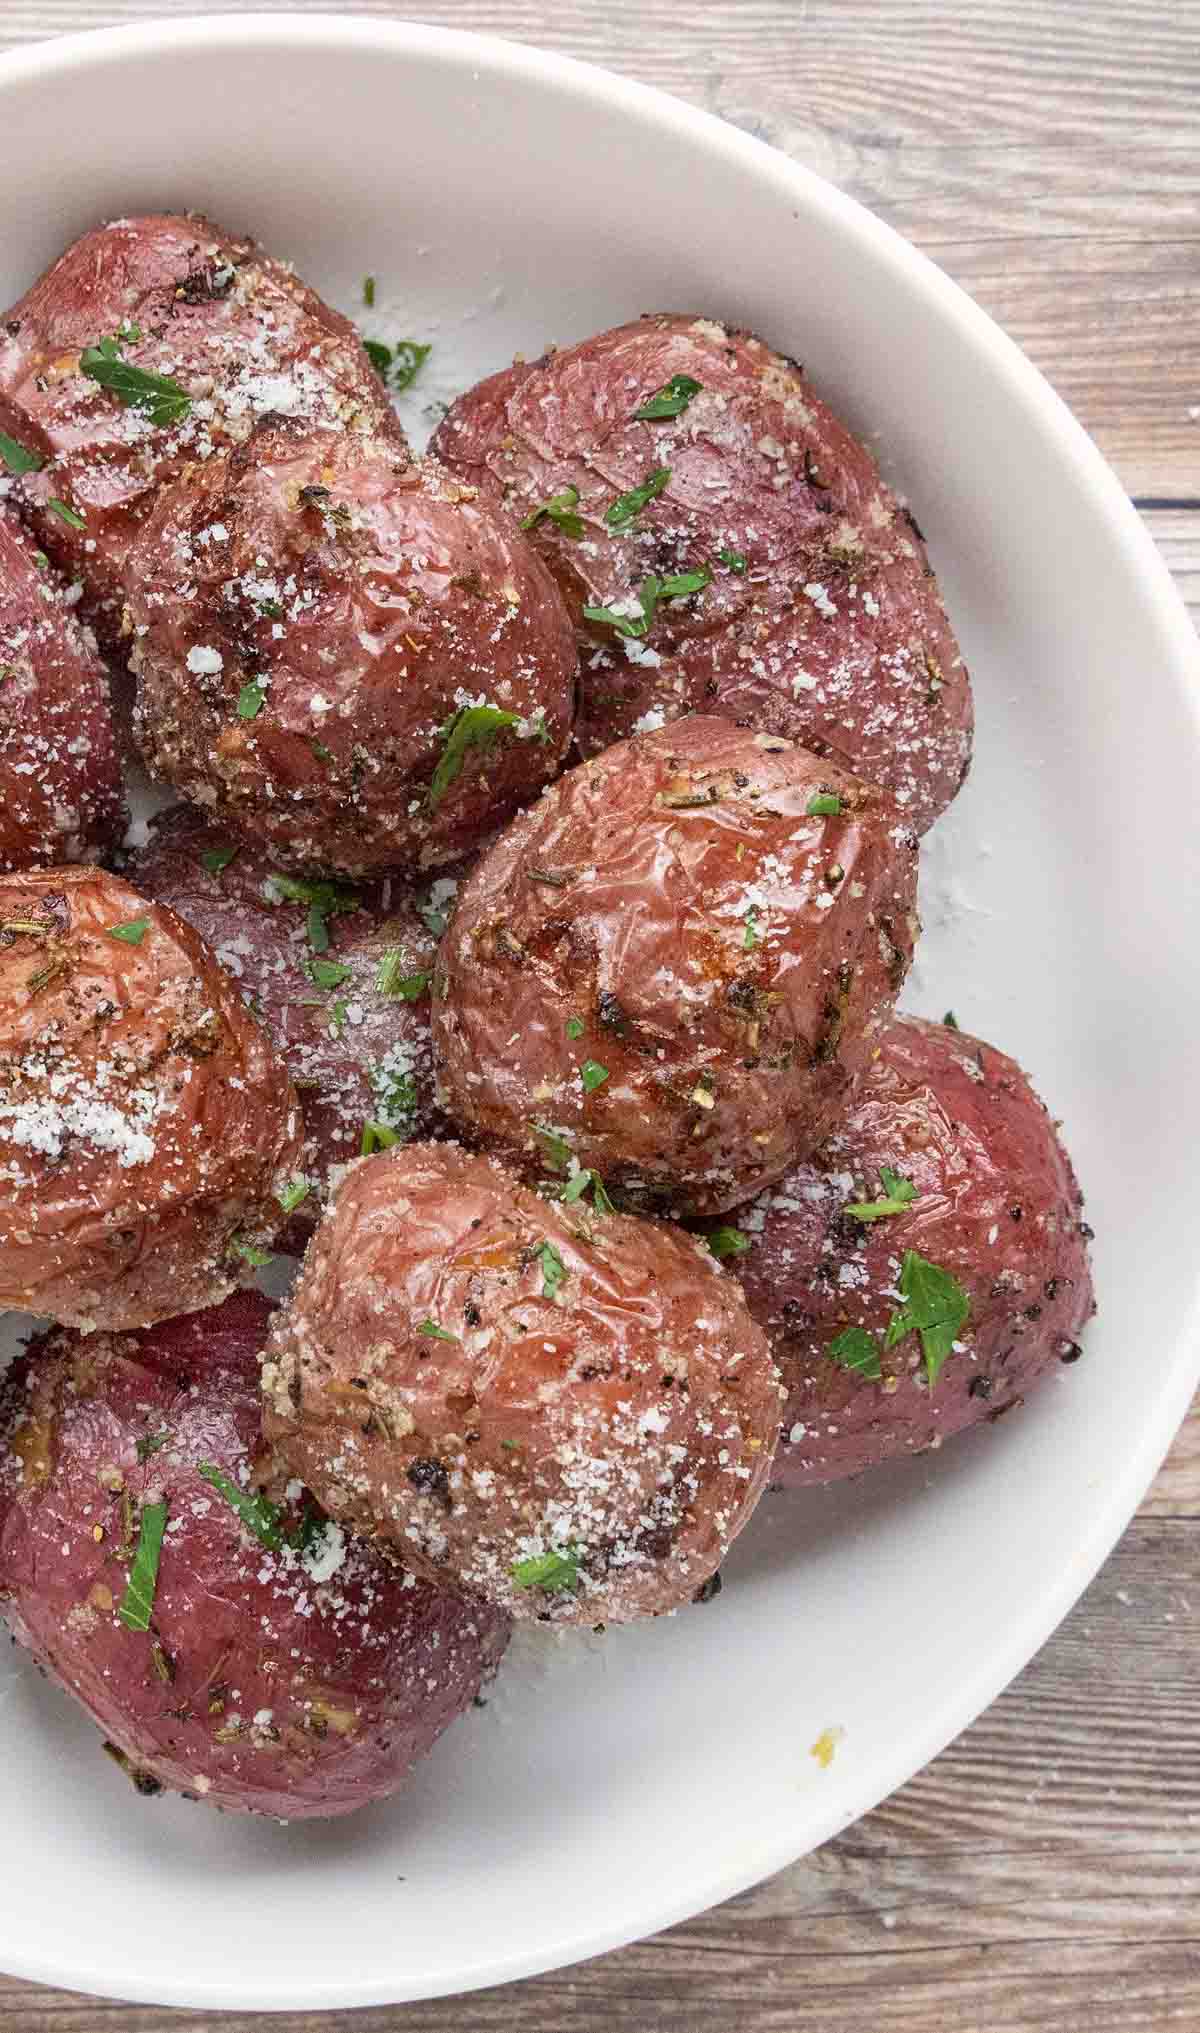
[375,952,430,999]
[200,843,239,875]
[79,334,191,426]
[197,1464,287,1553]
[265,873,360,953]
[806,792,842,817]
[521,485,584,540]
[717,547,747,573]
[0,429,43,476]
[706,1226,750,1260]
[391,340,431,391]
[944,1009,960,1030]
[632,374,702,421]
[418,1319,458,1342]
[829,1326,883,1380]
[107,917,150,946]
[884,1251,971,1387]
[565,1015,585,1040]
[229,1235,273,1268]
[429,704,520,807]
[580,1060,609,1093]
[560,1167,615,1215]
[539,1240,568,1300]
[361,1119,401,1155]
[743,907,759,951]
[583,566,711,639]
[363,274,377,307]
[277,1176,311,1215]
[46,498,85,529]
[236,680,266,720]
[307,955,352,991]
[511,1545,580,1591]
[364,338,392,379]
[116,1500,169,1632]
[844,1168,918,1222]
[135,1431,171,1463]
[604,466,671,529]
[533,1122,573,1172]
[370,1059,418,1134]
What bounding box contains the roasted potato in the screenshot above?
[0,511,124,870]
[0,212,399,637]
[727,1014,1096,1482]
[432,313,971,833]
[127,417,578,874]
[262,1143,781,1624]
[0,1291,510,1817]
[0,866,303,1329]
[128,803,461,1236]
[433,715,919,1216]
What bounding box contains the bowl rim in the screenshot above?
[1,10,1198,2012]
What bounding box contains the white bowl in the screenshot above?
[0,12,1197,2012]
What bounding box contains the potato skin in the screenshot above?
[0,212,399,636]
[433,715,919,1216]
[128,803,461,1237]
[127,417,578,874]
[262,1144,781,1624]
[0,513,124,870]
[0,1292,510,1818]
[0,866,304,1329]
[432,313,971,833]
[730,1015,1096,1483]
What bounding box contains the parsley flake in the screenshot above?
[278,1176,311,1215]
[79,335,191,426]
[375,952,430,999]
[580,1060,609,1093]
[46,498,85,529]
[429,704,520,807]
[200,843,239,875]
[307,955,352,991]
[136,1431,171,1462]
[363,274,377,308]
[533,1123,573,1173]
[706,1226,750,1260]
[717,547,747,573]
[108,917,150,946]
[0,430,43,476]
[845,1168,918,1222]
[197,1464,286,1552]
[237,680,266,720]
[364,338,392,379]
[604,466,671,529]
[565,1015,585,1040]
[392,340,431,391]
[418,1319,459,1342]
[521,485,584,540]
[743,907,759,951]
[583,566,710,639]
[266,873,360,953]
[944,1010,960,1030]
[116,1499,169,1632]
[829,1326,883,1380]
[539,1240,568,1299]
[229,1235,273,1268]
[632,375,702,421]
[884,1251,971,1387]
[361,1119,401,1155]
[807,792,842,817]
[560,1167,615,1215]
[511,1545,580,1591]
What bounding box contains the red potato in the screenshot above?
[0,1292,510,1817]
[728,1014,1096,1484]
[433,715,919,1217]
[0,212,400,636]
[0,866,303,1330]
[432,313,972,834]
[0,511,124,870]
[128,803,462,1236]
[262,1144,781,1625]
[127,417,578,875]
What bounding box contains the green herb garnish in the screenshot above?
[278,1177,311,1215]
[135,1432,171,1463]
[229,1235,273,1268]
[583,566,710,639]
[743,907,759,951]
[884,1251,971,1387]
[539,1240,567,1299]
[307,955,352,991]
[632,375,702,421]
[46,498,85,529]
[706,1226,750,1260]
[717,547,747,573]
[560,1167,614,1216]
[521,486,584,540]
[565,1015,585,1040]
[511,1545,580,1591]
[429,704,520,807]
[391,340,431,391]
[807,792,842,817]
[108,917,150,946]
[533,1123,573,1173]
[265,873,360,953]
[197,1464,286,1552]
[361,1119,401,1155]
[829,1326,883,1380]
[0,430,43,476]
[375,952,430,1000]
[844,1168,918,1223]
[200,843,239,875]
[364,338,392,379]
[944,1010,960,1030]
[116,1500,169,1632]
[580,1060,609,1093]
[79,334,191,426]
[363,275,377,308]
[236,680,266,720]
[418,1319,459,1342]
[604,466,671,529]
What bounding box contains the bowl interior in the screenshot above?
[0,14,1198,2012]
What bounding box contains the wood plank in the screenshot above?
[0,2,1196,494]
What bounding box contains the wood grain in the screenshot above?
[0,3,1197,2028]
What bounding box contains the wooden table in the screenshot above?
[1,4,1197,2027]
